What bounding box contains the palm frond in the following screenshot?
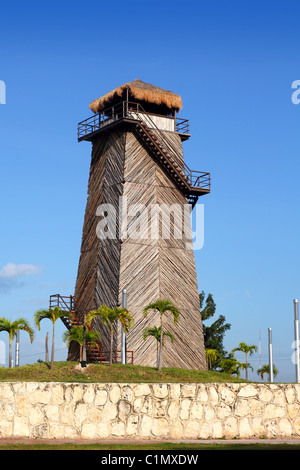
[34,307,70,330]
[143,298,180,324]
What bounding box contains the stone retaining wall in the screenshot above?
[1,382,300,440]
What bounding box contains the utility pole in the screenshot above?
[15,330,20,367]
[121,289,127,364]
[294,299,300,383]
[268,328,274,383]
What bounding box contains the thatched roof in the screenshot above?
[89,79,183,114]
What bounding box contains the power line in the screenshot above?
[19,346,68,359]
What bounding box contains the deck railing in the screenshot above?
[50,294,134,364]
[77,101,190,140]
[175,117,189,134]
[77,101,210,196]
[115,350,134,365]
[132,104,210,194]
[185,169,211,190]
[50,294,75,312]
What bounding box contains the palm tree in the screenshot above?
[63,325,101,362]
[231,342,258,380]
[87,305,133,366]
[0,317,34,367]
[257,364,278,382]
[34,307,70,370]
[143,326,174,368]
[219,354,242,377]
[238,361,253,380]
[205,349,218,370]
[143,299,180,371]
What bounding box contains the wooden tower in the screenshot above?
[69,79,211,369]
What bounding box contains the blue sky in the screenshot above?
[1,0,300,381]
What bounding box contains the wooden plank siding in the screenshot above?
[70,126,206,370]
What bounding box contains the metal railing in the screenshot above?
[77,100,210,195]
[86,350,134,364]
[130,103,210,194]
[78,101,126,139]
[115,350,134,365]
[185,170,211,190]
[77,101,190,140]
[50,294,75,312]
[175,117,189,134]
[50,294,134,364]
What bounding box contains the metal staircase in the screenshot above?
[50,294,134,364]
[49,294,109,363]
[132,118,210,207]
[77,100,211,207]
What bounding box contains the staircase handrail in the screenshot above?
[125,103,209,191]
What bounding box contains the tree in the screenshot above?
[143,326,174,368]
[143,299,179,371]
[34,307,70,370]
[257,364,278,382]
[0,317,34,367]
[200,292,231,368]
[205,349,219,370]
[63,325,101,362]
[232,342,258,380]
[45,332,49,362]
[87,305,133,366]
[238,361,253,380]
[219,354,242,377]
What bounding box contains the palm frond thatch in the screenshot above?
[89,79,183,113]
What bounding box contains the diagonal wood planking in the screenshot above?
[71,126,206,369]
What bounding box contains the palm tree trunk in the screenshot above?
[51,321,55,370]
[110,322,113,366]
[245,353,248,380]
[158,314,163,371]
[9,337,12,368]
[45,332,49,362]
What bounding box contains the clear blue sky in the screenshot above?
[1,0,300,381]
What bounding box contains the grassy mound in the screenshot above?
[0,361,246,383]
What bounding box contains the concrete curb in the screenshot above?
[1,437,300,445]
